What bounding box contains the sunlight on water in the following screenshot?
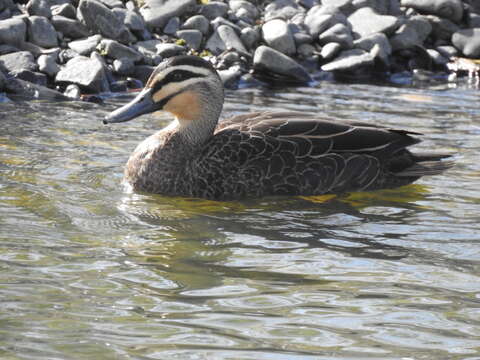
[0,82,479,359]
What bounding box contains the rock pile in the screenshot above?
[0,0,479,100]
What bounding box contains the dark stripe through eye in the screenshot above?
[152,70,205,93]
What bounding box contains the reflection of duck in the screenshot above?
[104,55,452,200]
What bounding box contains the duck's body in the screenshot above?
[105,56,451,200]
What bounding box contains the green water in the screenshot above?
[1,82,479,359]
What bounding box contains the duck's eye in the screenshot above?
[172,72,184,81]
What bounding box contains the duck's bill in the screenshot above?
[103,88,158,124]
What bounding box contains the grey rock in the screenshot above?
[321,48,374,71]
[27,16,58,48]
[0,9,12,21]
[218,51,240,67]
[229,0,259,21]
[51,15,90,39]
[37,53,60,77]
[322,0,354,13]
[15,69,47,86]
[113,57,134,75]
[156,43,185,58]
[253,45,311,83]
[400,0,463,23]
[348,7,400,38]
[265,0,303,21]
[352,0,402,15]
[211,17,242,33]
[163,17,180,35]
[26,0,51,18]
[135,39,163,53]
[390,16,432,51]
[200,1,228,20]
[140,0,196,29]
[320,42,341,60]
[354,32,391,61]
[262,19,296,56]
[0,69,5,91]
[297,43,316,58]
[293,31,313,46]
[240,26,260,50]
[98,0,123,7]
[68,34,102,55]
[206,29,226,55]
[176,29,202,51]
[98,39,143,62]
[298,0,318,8]
[113,8,146,32]
[51,3,76,19]
[0,44,19,55]
[469,13,480,28]
[131,64,155,84]
[217,24,248,56]
[5,77,69,100]
[78,0,129,42]
[427,48,448,65]
[0,51,38,75]
[58,48,79,64]
[182,15,209,35]
[56,56,109,92]
[425,15,459,41]
[304,5,347,37]
[318,23,353,49]
[452,28,480,58]
[218,65,242,89]
[0,18,26,46]
[436,45,457,58]
[64,83,81,99]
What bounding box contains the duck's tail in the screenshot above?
[397,152,454,177]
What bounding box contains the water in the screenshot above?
[1,81,479,360]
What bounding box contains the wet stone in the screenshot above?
[321,48,374,72]
[262,19,296,56]
[354,32,392,61]
[390,16,432,51]
[426,15,459,41]
[27,16,58,48]
[15,70,47,87]
[5,77,70,100]
[320,42,342,60]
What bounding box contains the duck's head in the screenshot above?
[104,55,224,130]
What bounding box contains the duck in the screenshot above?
[104,55,452,200]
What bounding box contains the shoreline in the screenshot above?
[0,0,479,102]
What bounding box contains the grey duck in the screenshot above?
[104,55,452,200]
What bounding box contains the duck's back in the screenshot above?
[184,112,451,200]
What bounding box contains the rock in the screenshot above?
[318,23,353,49]
[0,51,38,75]
[390,16,432,51]
[58,48,79,64]
[98,0,123,7]
[15,70,47,86]
[400,0,463,23]
[0,44,19,55]
[425,15,459,41]
[293,31,313,46]
[113,57,134,75]
[26,0,51,18]
[218,65,242,89]
[253,45,312,83]
[262,19,296,56]
[217,24,249,56]
[200,1,228,20]
[206,29,226,55]
[27,16,58,48]
[4,77,70,100]
[78,0,129,42]
[56,56,109,93]
[97,39,143,62]
[211,17,241,33]
[37,53,60,77]
[436,45,457,58]
[0,18,26,46]
[163,17,180,35]
[427,48,448,65]
[64,83,81,99]
[304,5,347,37]
[68,35,102,55]
[134,39,162,53]
[182,15,209,35]
[0,69,5,91]
[354,32,391,62]
[140,0,196,30]
[321,48,375,72]
[229,0,259,21]
[348,7,400,38]
[51,15,90,39]
[297,43,316,58]
[176,29,202,51]
[265,0,303,21]
[156,43,185,58]
[322,0,354,13]
[131,64,155,84]
[468,13,480,28]
[320,42,342,60]
[451,28,480,58]
[113,8,146,32]
[51,3,76,19]
[240,27,260,50]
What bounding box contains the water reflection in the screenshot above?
[1,82,480,359]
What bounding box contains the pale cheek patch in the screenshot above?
[163,91,201,122]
